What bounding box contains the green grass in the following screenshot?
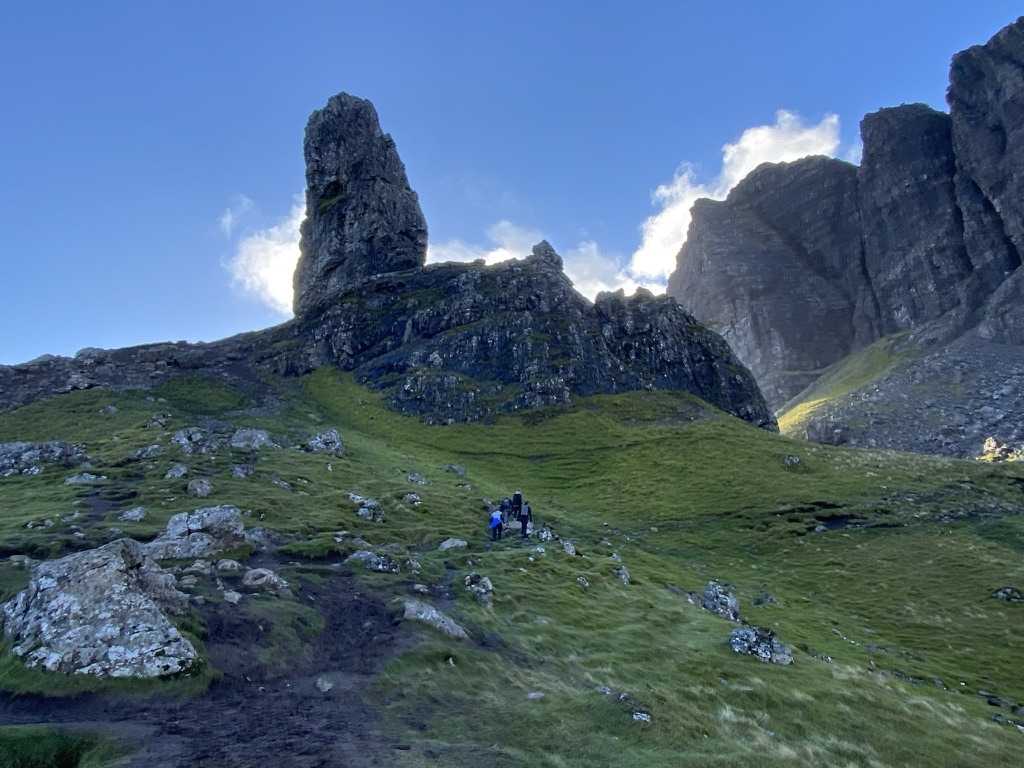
[0,725,123,768]
[2,370,1024,766]
[778,334,918,435]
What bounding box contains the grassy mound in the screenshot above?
[1,370,1023,766]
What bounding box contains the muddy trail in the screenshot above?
[0,563,411,767]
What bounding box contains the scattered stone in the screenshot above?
[187,478,213,498]
[164,463,189,479]
[118,506,147,523]
[223,590,242,605]
[306,428,344,456]
[407,472,429,486]
[132,444,164,460]
[576,576,590,591]
[464,572,493,605]
[443,464,467,477]
[315,676,334,693]
[438,538,468,551]
[64,472,106,485]
[345,550,400,573]
[403,492,422,506]
[401,598,468,639]
[992,586,1024,603]
[231,463,254,478]
[216,559,243,573]
[614,565,631,586]
[702,580,740,621]
[143,505,245,560]
[241,568,290,593]
[1,539,196,678]
[562,540,578,557]
[230,428,276,451]
[729,626,794,665]
[171,427,219,455]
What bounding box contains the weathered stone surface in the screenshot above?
[118,506,147,522]
[229,428,275,451]
[400,598,468,639]
[701,581,740,622]
[292,93,428,316]
[241,568,289,593]
[1,539,196,678]
[144,505,245,560]
[305,428,344,456]
[0,441,87,478]
[729,626,794,665]
[438,538,467,551]
[187,478,213,498]
[165,463,188,480]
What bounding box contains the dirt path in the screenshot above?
[0,566,408,767]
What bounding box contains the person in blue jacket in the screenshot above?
[489,507,503,541]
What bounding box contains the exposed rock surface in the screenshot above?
[305,428,344,455]
[0,441,87,478]
[729,626,794,665]
[701,581,740,622]
[669,17,1024,434]
[144,505,246,560]
[0,94,773,430]
[229,428,275,451]
[1,539,197,677]
[400,598,468,639]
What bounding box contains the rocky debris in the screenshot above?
[305,428,344,456]
[0,442,51,474]
[229,428,276,451]
[164,463,189,479]
[292,92,428,316]
[614,565,631,586]
[345,550,400,574]
[403,492,422,506]
[464,572,493,605]
[992,586,1024,603]
[407,472,429,486]
[118,506,147,522]
[978,437,1023,463]
[231,463,255,478]
[702,581,740,621]
[241,568,290,593]
[443,463,466,477]
[65,472,106,485]
[131,444,164,461]
[1,539,197,677]
[562,540,578,557]
[171,427,221,455]
[187,478,213,498]
[729,626,794,665]
[144,505,246,560]
[400,598,468,639]
[438,538,468,551]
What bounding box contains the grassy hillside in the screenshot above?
[778,334,917,436]
[1,370,1023,766]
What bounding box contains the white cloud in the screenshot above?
[219,194,254,237]
[227,198,304,315]
[427,220,542,266]
[628,110,841,281]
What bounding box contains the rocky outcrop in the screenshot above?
[292,93,428,316]
[669,17,1024,433]
[144,505,246,560]
[1,539,197,678]
[0,441,87,478]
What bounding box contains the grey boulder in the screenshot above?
[729,626,794,665]
[143,505,245,560]
[400,598,468,639]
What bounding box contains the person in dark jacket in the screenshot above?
[519,500,533,539]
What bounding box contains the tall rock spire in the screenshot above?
[292,93,427,316]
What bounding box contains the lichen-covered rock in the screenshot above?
[0,441,87,478]
[292,93,428,316]
[729,625,794,665]
[702,581,740,621]
[1,539,196,678]
[401,598,468,639]
[144,505,245,560]
[305,428,344,456]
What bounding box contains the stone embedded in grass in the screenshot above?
[270,475,292,492]
[1,538,196,678]
[315,676,334,693]
[346,550,400,573]
[171,427,220,455]
[164,463,189,479]
[702,580,740,621]
[992,586,1024,603]
[350,492,384,522]
[231,463,254,478]
[577,575,590,591]
[537,527,555,542]
[229,428,276,451]
[407,471,429,486]
[632,711,652,723]
[464,572,493,605]
[144,505,245,560]
[99,404,118,415]
[118,506,146,522]
[783,454,802,469]
[400,598,468,639]
[615,565,631,586]
[187,478,213,498]
[526,691,545,700]
[241,567,290,593]
[753,591,778,606]
[443,463,466,477]
[305,428,344,456]
[64,472,106,485]
[438,538,467,551]
[403,492,422,506]
[729,626,794,665]
[562,539,578,556]
[146,412,170,429]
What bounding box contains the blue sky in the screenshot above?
[1,1,1019,364]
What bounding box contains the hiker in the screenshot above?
[500,496,512,525]
[511,490,523,521]
[519,499,533,539]
[489,507,503,541]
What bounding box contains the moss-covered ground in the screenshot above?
[1,370,1023,766]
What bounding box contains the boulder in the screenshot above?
[1,539,197,678]
[187,478,213,498]
[464,572,493,605]
[403,492,422,506]
[400,598,468,639]
[131,444,164,461]
[438,538,468,551]
[231,463,254,478]
[143,505,245,560]
[164,463,189,479]
[216,558,243,573]
[305,428,344,456]
[229,428,275,451]
[702,581,740,621]
[64,472,105,485]
[241,568,290,593]
[345,550,400,573]
[118,506,146,523]
[171,427,218,455]
[562,540,578,557]
[614,565,631,586]
[729,626,794,665]
[992,586,1024,603]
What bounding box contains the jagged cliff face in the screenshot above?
[668,17,1024,410]
[0,94,775,429]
